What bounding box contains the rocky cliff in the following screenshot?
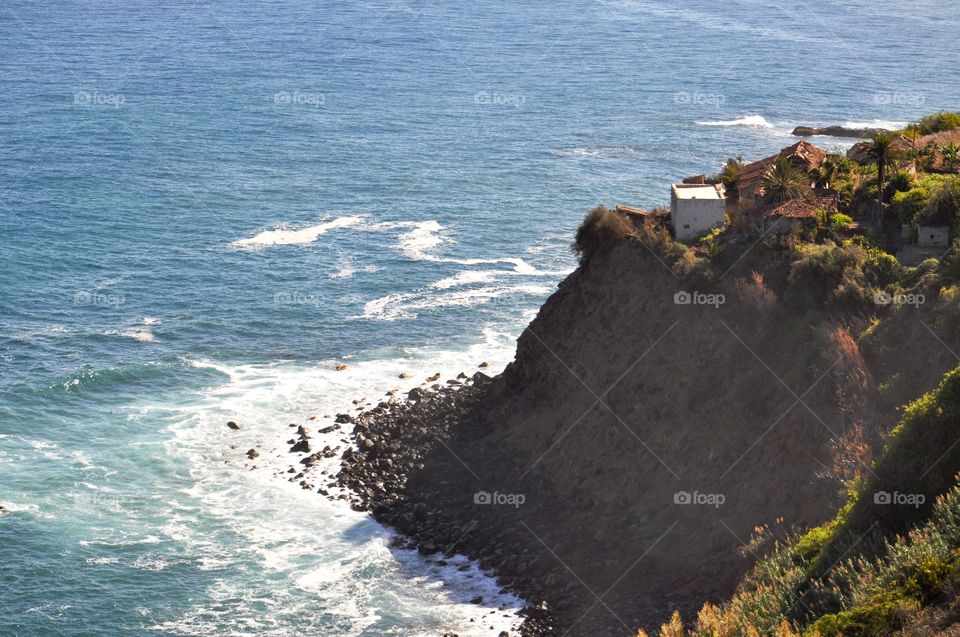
[335,224,960,636]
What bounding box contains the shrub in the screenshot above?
[829,213,854,232]
[572,205,635,262]
[885,171,914,199]
[919,178,960,225]
[918,111,960,135]
[807,600,906,637]
[890,174,960,225]
[837,367,960,547]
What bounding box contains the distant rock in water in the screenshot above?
[246,448,259,459]
[226,421,240,430]
[792,124,885,138]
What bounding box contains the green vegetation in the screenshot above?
[638,366,960,637]
[917,111,960,135]
[890,174,956,224]
[762,156,813,204]
[868,132,895,218]
[571,205,635,262]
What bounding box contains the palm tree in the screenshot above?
[867,132,894,225]
[760,157,812,204]
[940,142,960,171]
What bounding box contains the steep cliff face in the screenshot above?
[340,232,960,636]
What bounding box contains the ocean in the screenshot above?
[1,0,958,634]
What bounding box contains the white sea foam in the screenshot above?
[696,115,774,128]
[231,216,364,247]
[157,334,525,636]
[361,284,554,321]
[120,329,156,342]
[0,501,39,514]
[430,270,502,289]
[842,120,908,131]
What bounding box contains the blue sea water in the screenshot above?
[1,1,958,635]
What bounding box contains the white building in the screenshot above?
[670,183,726,242]
[916,224,950,247]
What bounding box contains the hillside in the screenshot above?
[334,213,960,636]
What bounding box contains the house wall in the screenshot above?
[762,217,809,235]
[917,225,950,247]
[671,197,726,241]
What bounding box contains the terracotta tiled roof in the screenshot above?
[738,140,827,186]
[762,196,838,219]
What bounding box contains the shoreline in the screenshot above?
[284,368,559,636]
[331,374,558,637]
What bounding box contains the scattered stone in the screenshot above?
[399,371,413,379]
[426,373,441,382]
[226,421,240,430]
[470,595,484,604]
[307,416,316,421]
[290,439,311,453]
[246,448,259,459]
[478,361,489,368]
[335,413,354,424]
[335,363,348,371]
[318,424,340,434]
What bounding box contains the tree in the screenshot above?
[867,132,894,225]
[719,155,743,190]
[760,157,812,204]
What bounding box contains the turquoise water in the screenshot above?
[2,1,958,634]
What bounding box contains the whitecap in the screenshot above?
[361,284,554,321]
[696,115,774,128]
[430,271,501,289]
[121,329,155,342]
[231,216,364,248]
[841,120,908,131]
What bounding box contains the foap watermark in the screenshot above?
[873,92,925,107]
[73,491,143,511]
[674,490,725,508]
[273,90,325,108]
[273,291,325,307]
[673,91,725,108]
[674,290,725,308]
[473,91,526,109]
[73,90,125,108]
[874,490,925,508]
[474,490,525,508]
[873,290,925,307]
[74,290,124,307]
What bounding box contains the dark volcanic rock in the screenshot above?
[290,439,311,453]
[226,420,240,430]
[792,124,884,138]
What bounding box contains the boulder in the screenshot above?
[226,421,240,430]
[335,413,354,424]
[290,439,311,453]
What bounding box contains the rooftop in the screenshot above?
[761,195,838,219]
[671,183,725,200]
[738,140,827,185]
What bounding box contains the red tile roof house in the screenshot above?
[756,195,839,234]
[736,140,828,213]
